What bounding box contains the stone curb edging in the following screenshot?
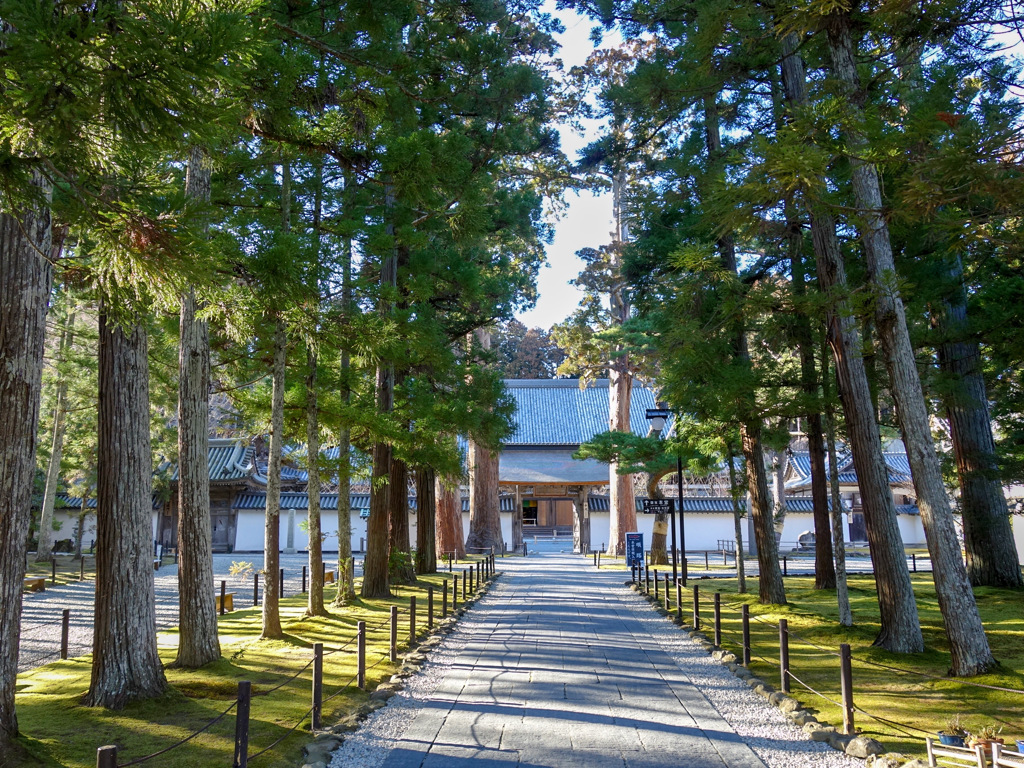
[626,581,929,768]
[298,571,505,768]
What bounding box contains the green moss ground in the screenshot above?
[10,565,487,768]
[641,572,1024,758]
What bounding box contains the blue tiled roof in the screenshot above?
[503,379,660,446]
[171,438,254,482]
[54,494,98,509]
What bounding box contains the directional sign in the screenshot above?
[626,533,644,568]
[641,498,673,514]
[645,408,672,420]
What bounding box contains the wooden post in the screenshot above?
[714,593,721,647]
[51,560,56,585]
[60,608,70,660]
[654,569,659,600]
[409,596,417,645]
[741,604,751,666]
[645,566,651,594]
[779,619,790,693]
[663,583,669,612]
[453,574,459,610]
[449,553,453,572]
[253,573,259,607]
[427,586,434,629]
[220,580,227,616]
[233,680,251,768]
[96,746,117,768]
[302,565,307,594]
[279,568,285,598]
[80,557,85,581]
[597,551,601,569]
[705,551,709,570]
[442,579,449,617]
[692,585,700,629]
[783,556,788,577]
[840,643,854,735]
[357,621,366,690]
[631,565,637,584]
[912,553,917,573]
[675,580,682,622]
[390,606,398,663]
[312,643,323,731]
[723,549,727,565]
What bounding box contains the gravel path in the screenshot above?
[17,552,363,673]
[328,547,862,768]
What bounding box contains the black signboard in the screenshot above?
[645,408,672,420]
[641,498,673,514]
[626,533,644,567]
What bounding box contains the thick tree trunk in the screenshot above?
[415,467,437,574]
[466,440,502,552]
[37,308,76,564]
[87,312,167,707]
[333,204,356,606]
[174,147,220,668]
[608,369,637,556]
[174,286,219,667]
[788,211,837,588]
[572,489,591,554]
[363,183,398,598]
[466,329,503,554]
[934,259,1022,588]
[607,171,637,557]
[742,423,787,605]
[703,92,785,605]
[826,15,994,674]
[306,348,327,616]
[0,171,53,742]
[389,457,415,583]
[822,348,853,626]
[261,316,286,638]
[435,476,464,560]
[726,444,747,594]
[780,30,922,653]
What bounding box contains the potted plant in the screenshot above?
[968,724,1004,756]
[938,715,969,747]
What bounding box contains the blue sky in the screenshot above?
[514,6,621,331]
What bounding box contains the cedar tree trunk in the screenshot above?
[435,476,465,560]
[935,259,1021,588]
[306,347,327,616]
[261,316,286,639]
[415,466,437,574]
[822,350,853,626]
[780,30,921,652]
[0,171,53,741]
[742,423,787,605]
[727,444,747,594]
[37,308,75,563]
[174,147,220,668]
[87,312,167,707]
[826,14,994,674]
[389,457,415,583]
[466,439,502,553]
[572,489,591,554]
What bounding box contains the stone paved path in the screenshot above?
[380,550,768,768]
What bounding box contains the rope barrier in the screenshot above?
[246,705,315,763]
[852,705,936,739]
[116,701,237,766]
[259,656,317,697]
[786,669,847,710]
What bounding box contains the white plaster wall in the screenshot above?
[234,510,266,552]
[50,510,97,548]
[897,514,926,547]
[1012,515,1024,565]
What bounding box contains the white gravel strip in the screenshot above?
[619,584,864,768]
